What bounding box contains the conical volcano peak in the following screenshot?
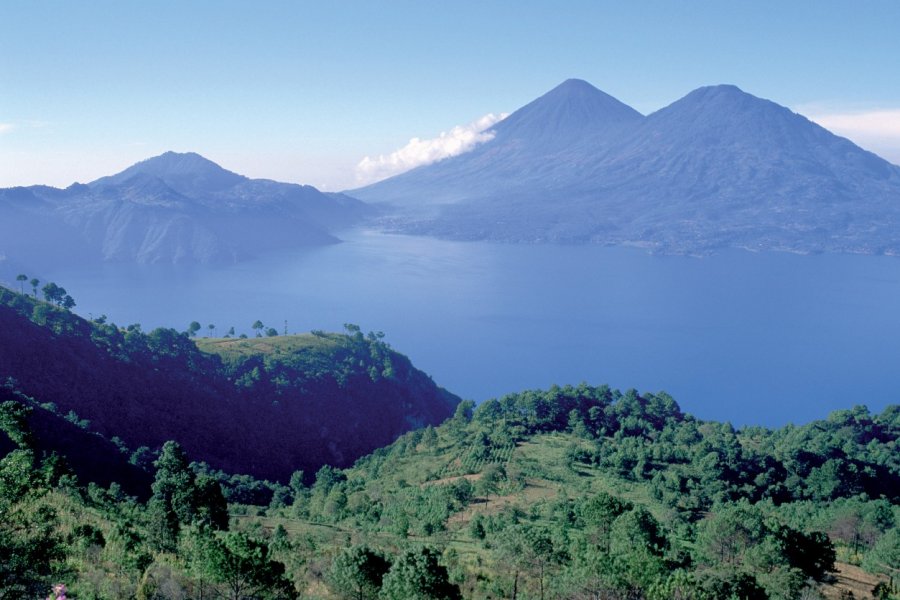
[117,151,242,181]
[91,151,247,196]
[135,151,228,174]
[642,84,802,140]
[521,78,642,118]
[665,84,782,116]
[548,78,606,96]
[689,83,747,97]
[492,78,643,143]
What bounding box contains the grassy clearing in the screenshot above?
[195,333,340,359]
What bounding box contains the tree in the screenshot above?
[187,321,202,338]
[15,274,26,294]
[0,400,33,448]
[577,492,631,551]
[421,426,438,448]
[265,327,279,337]
[0,450,63,599]
[469,514,486,540]
[0,503,63,599]
[148,441,226,547]
[129,446,155,470]
[778,527,835,581]
[379,546,461,600]
[314,465,346,495]
[476,463,505,499]
[608,507,668,592]
[197,531,294,600]
[695,501,766,568]
[252,320,264,337]
[327,545,391,600]
[863,528,900,580]
[146,495,180,552]
[208,324,216,337]
[0,449,39,504]
[496,525,559,600]
[148,442,196,549]
[29,278,39,298]
[41,282,68,306]
[289,470,306,502]
[193,475,229,531]
[152,442,196,518]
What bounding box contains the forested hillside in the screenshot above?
[264,384,898,599]
[2,379,898,599]
[0,285,458,482]
[1,284,899,599]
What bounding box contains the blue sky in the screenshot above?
[2,0,899,190]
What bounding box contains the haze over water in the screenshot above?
[32,229,899,427]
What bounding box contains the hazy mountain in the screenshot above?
[0,152,371,266]
[91,151,248,196]
[351,79,643,210]
[351,80,900,254]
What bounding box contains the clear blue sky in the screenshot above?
[2,0,899,190]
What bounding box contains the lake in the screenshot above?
[32,229,900,427]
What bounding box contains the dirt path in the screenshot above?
[819,562,886,600]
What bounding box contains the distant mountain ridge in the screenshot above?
[0,152,371,265]
[351,80,900,254]
[91,151,248,196]
[5,82,900,259]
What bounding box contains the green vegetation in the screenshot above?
[0,394,294,599]
[252,384,896,599]
[0,285,458,482]
[0,283,898,598]
[5,377,898,598]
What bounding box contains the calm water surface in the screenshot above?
[39,230,900,427]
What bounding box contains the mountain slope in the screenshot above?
[261,384,899,599]
[1,382,154,498]
[0,152,372,266]
[350,79,643,209]
[0,286,459,481]
[351,81,900,254]
[90,151,248,196]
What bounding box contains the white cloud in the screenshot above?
[807,109,900,138]
[355,112,508,185]
[0,123,13,135]
[803,108,900,164]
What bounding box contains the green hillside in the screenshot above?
[196,334,342,358]
[0,285,459,483]
[3,380,898,599]
[1,283,899,599]
[0,382,153,498]
[242,384,897,599]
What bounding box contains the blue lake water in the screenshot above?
[35,230,900,427]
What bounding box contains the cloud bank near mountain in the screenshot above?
[355,112,507,185]
[805,108,900,165]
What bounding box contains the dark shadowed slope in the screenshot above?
[351,81,900,254]
[1,382,154,498]
[0,286,459,481]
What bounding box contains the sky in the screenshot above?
[2,0,900,191]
